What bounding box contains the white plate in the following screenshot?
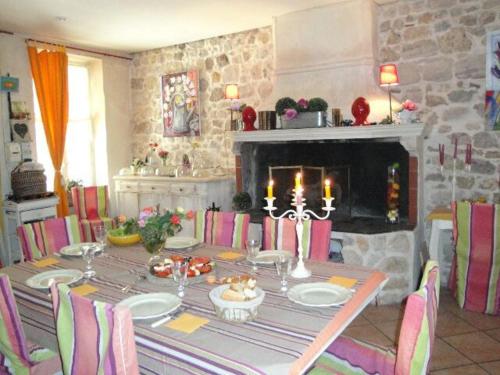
[117,293,182,320]
[247,250,292,265]
[60,242,100,257]
[164,237,200,250]
[26,269,84,290]
[287,283,352,307]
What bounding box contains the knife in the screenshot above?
[150,306,186,328]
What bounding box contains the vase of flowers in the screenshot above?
[396,100,417,125]
[275,97,328,129]
[156,149,170,176]
[146,142,159,166]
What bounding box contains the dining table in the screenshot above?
[2,243,387,375]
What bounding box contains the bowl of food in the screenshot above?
[149,256,214,280]
[209,276,265,322]
[107,228,141,246]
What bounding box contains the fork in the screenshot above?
[121,274,146,294]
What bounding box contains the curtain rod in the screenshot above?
[25,38,133,61]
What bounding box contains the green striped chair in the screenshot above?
[71,185,114,242]
[17,215,83,261]
[194,211,250,249]
[308,261,440,375]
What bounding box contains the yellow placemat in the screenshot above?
[71,284,99,297]
[328,276,358,289]
[33,258,59,268]
[215,251,244,261]
[166,313,209,334]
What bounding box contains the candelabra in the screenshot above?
[263,190,335,278]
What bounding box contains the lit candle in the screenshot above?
[267,180,274,198]
[296,186,303,205]
[295,173,302,191]
[325,179,331,199]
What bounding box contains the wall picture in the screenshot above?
[485,90,500,130]
[10,119,31,142]
[161,70,200,137]
[486,30,500,91]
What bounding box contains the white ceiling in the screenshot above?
[0,0,359,53]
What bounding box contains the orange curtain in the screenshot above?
[27,45,69,217]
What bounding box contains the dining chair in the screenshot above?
[17,215,84,261]
[448,201,500,315]
[71,185,114,241]
[0,274,61,374]
[308,261,440,375]
[50,283,139,375]
[262,217,332,261]
[195,210,250,249]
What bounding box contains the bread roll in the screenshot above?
[221,288,246,302]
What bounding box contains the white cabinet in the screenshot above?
[113,176,236,216]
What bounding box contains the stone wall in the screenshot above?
[378,0,500,213]
[130,27,273,169]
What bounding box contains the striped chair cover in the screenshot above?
[448,201,500,315]
[71,186,114,241]
[50,283,139,375]
[194,211,250,249]
[17,215,83,261]
[263,217,332,261]
[308,261,440,375]
[0,274,61,375]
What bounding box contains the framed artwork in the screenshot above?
[161,70,200,137]
[486,30,500,91]
[485,90,500,130]
[10,119,31,142]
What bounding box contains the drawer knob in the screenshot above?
[180,188,183,192]
[126,185,131,188]
[151,187,156,190]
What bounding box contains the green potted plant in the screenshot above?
[232,192,252,212]
[65,179,83,208]
[275,96,328,129]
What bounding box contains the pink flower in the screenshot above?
[186,210,194,220]
[138,219,145,228]
[297,98,309,110]
[284,108,298,120]
[170,215,181,225]
[117,215,127,224]
[402,100,417,111]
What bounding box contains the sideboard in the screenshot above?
[113,175,236,218]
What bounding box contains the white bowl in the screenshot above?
[209,285,265,322]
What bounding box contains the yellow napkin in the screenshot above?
[216,251,244,260]
[329,276,358,289]
[71,284,99,297]
[166,313,209,334]
[33,258,59,268]
[426,207,452,221]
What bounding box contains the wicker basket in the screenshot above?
[11,166,47,200]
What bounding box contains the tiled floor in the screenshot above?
[346,288,500,374]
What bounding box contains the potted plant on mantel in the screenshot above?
[275,97,328,129]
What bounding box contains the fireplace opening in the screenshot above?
[240,139,413,234]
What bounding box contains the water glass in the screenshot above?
[275,256,292,293]
[93,224,107,255]
[81,244,98,279]
[246,239,261,273]
[172,260,188,297]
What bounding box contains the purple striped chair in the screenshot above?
[0,274,61,374]
[263,217,332,261]
[194,211,250,249]
[448,201,500,315]
[71,185,114,242]
[50,282,139,375]
[17,215,84,261]
[308,261,440,375]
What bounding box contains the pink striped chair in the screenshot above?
[0,274,61,374]
[71,185,114,242]
[50,282,139,375]
[263,217,332,261]
[17,215,84,261]
[448,201,500,315]
[308,261,440,375]
[194,211,250,249]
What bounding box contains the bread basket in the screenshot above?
[209,285,265,322]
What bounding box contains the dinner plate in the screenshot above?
[247,250,292,265]
[117,293,181,320]
[26,269,84,290]
[287,283,352,307]
[164,237,200,250]
[59,242,100,257]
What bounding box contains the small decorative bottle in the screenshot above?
[386,162,400,224]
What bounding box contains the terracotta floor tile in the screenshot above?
[375,319,401,345]
[479,360,500,374]
[436,311,476,338]
[453,310,500,331]
[430,338,472,371]
[362,304,404,324]
[485,328,500,343]
[444,332,500,363]
[430,364,489,374]
[343,325,392,347]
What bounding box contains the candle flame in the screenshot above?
[325,179,330,186]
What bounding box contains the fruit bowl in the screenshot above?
[107,229,141,246]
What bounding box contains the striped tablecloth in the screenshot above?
[2,245,387,375]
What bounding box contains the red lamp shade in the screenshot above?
[379,64,399,86]
[224,84,239,99]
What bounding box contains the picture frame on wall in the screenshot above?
[9,119,31,142]
[161,70,200,137]
[485,30,500,130]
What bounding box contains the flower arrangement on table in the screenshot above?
[275,97,328,120]
[396,100,418,124]
[107,215,141,246]
[157,149,169,165]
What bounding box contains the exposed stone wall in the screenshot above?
[130,27,274,169]
[378,0,500,213]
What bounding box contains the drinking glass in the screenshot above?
[172,260,188,297]
[82,244,98,279]
[246,239,261,273]
[275,256,292,293]
[93,224,107,255]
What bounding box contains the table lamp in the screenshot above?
[379,64,399,123]
[224,84,239,130]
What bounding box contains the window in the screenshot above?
[34,63,100,190]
